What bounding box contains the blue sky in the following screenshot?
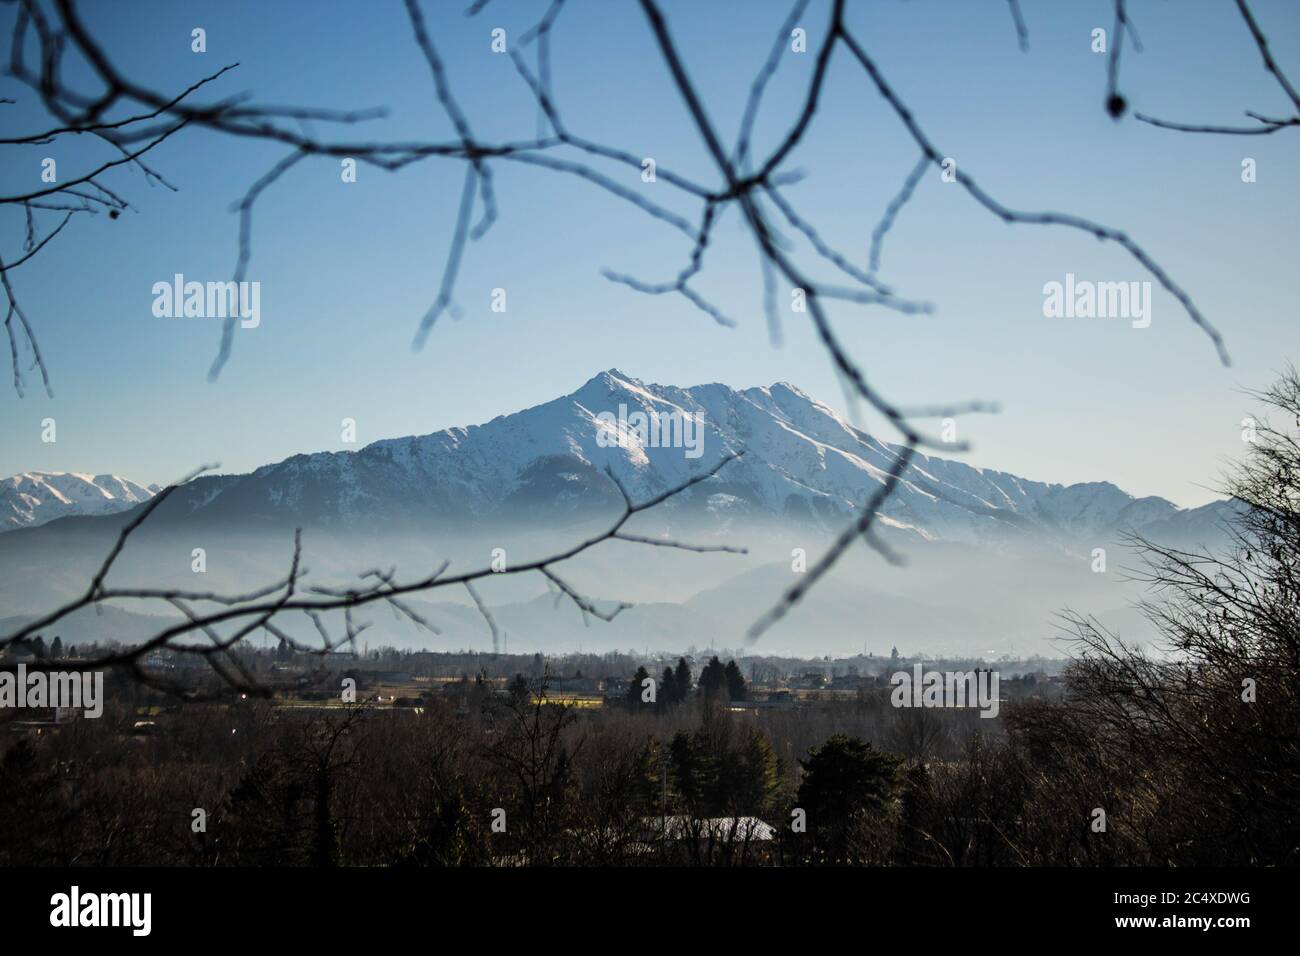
[2,0,1297,506]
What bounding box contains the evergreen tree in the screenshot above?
[735,729,780,815]
[660,667,678,708]
[627,666,651,707]
[49,636,64,659]
[796,734,901,864]
[673,657,692,700]
[724,660,747,701]
[669,730,708,810]
[697,656,726,698]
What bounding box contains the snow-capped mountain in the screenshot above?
[0,372,1241,652]
[129,368,1232,549]
[0,472,157,532]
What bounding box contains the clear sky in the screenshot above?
[2,0,1297,506]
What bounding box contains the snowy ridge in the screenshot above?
[132,369,1231,548]
[0,472,156,532]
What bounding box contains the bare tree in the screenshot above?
[1133,0,1300,135]
[480,667,581,864]
[1050,366,1300,864]
[1,0,1260,674]
[0,455,744,695]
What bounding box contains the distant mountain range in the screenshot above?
[2,369,1238,549]
[0,371,1242,655]
[0,472,157,532]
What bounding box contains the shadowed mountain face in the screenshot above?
[0,371,1240,655]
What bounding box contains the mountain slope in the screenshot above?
[0,372,1236,655]
[121,369,1232,550]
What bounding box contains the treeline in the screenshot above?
[0,651,1293,866]
[626,655,747,708]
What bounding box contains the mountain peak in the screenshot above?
[585,368,643,391]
